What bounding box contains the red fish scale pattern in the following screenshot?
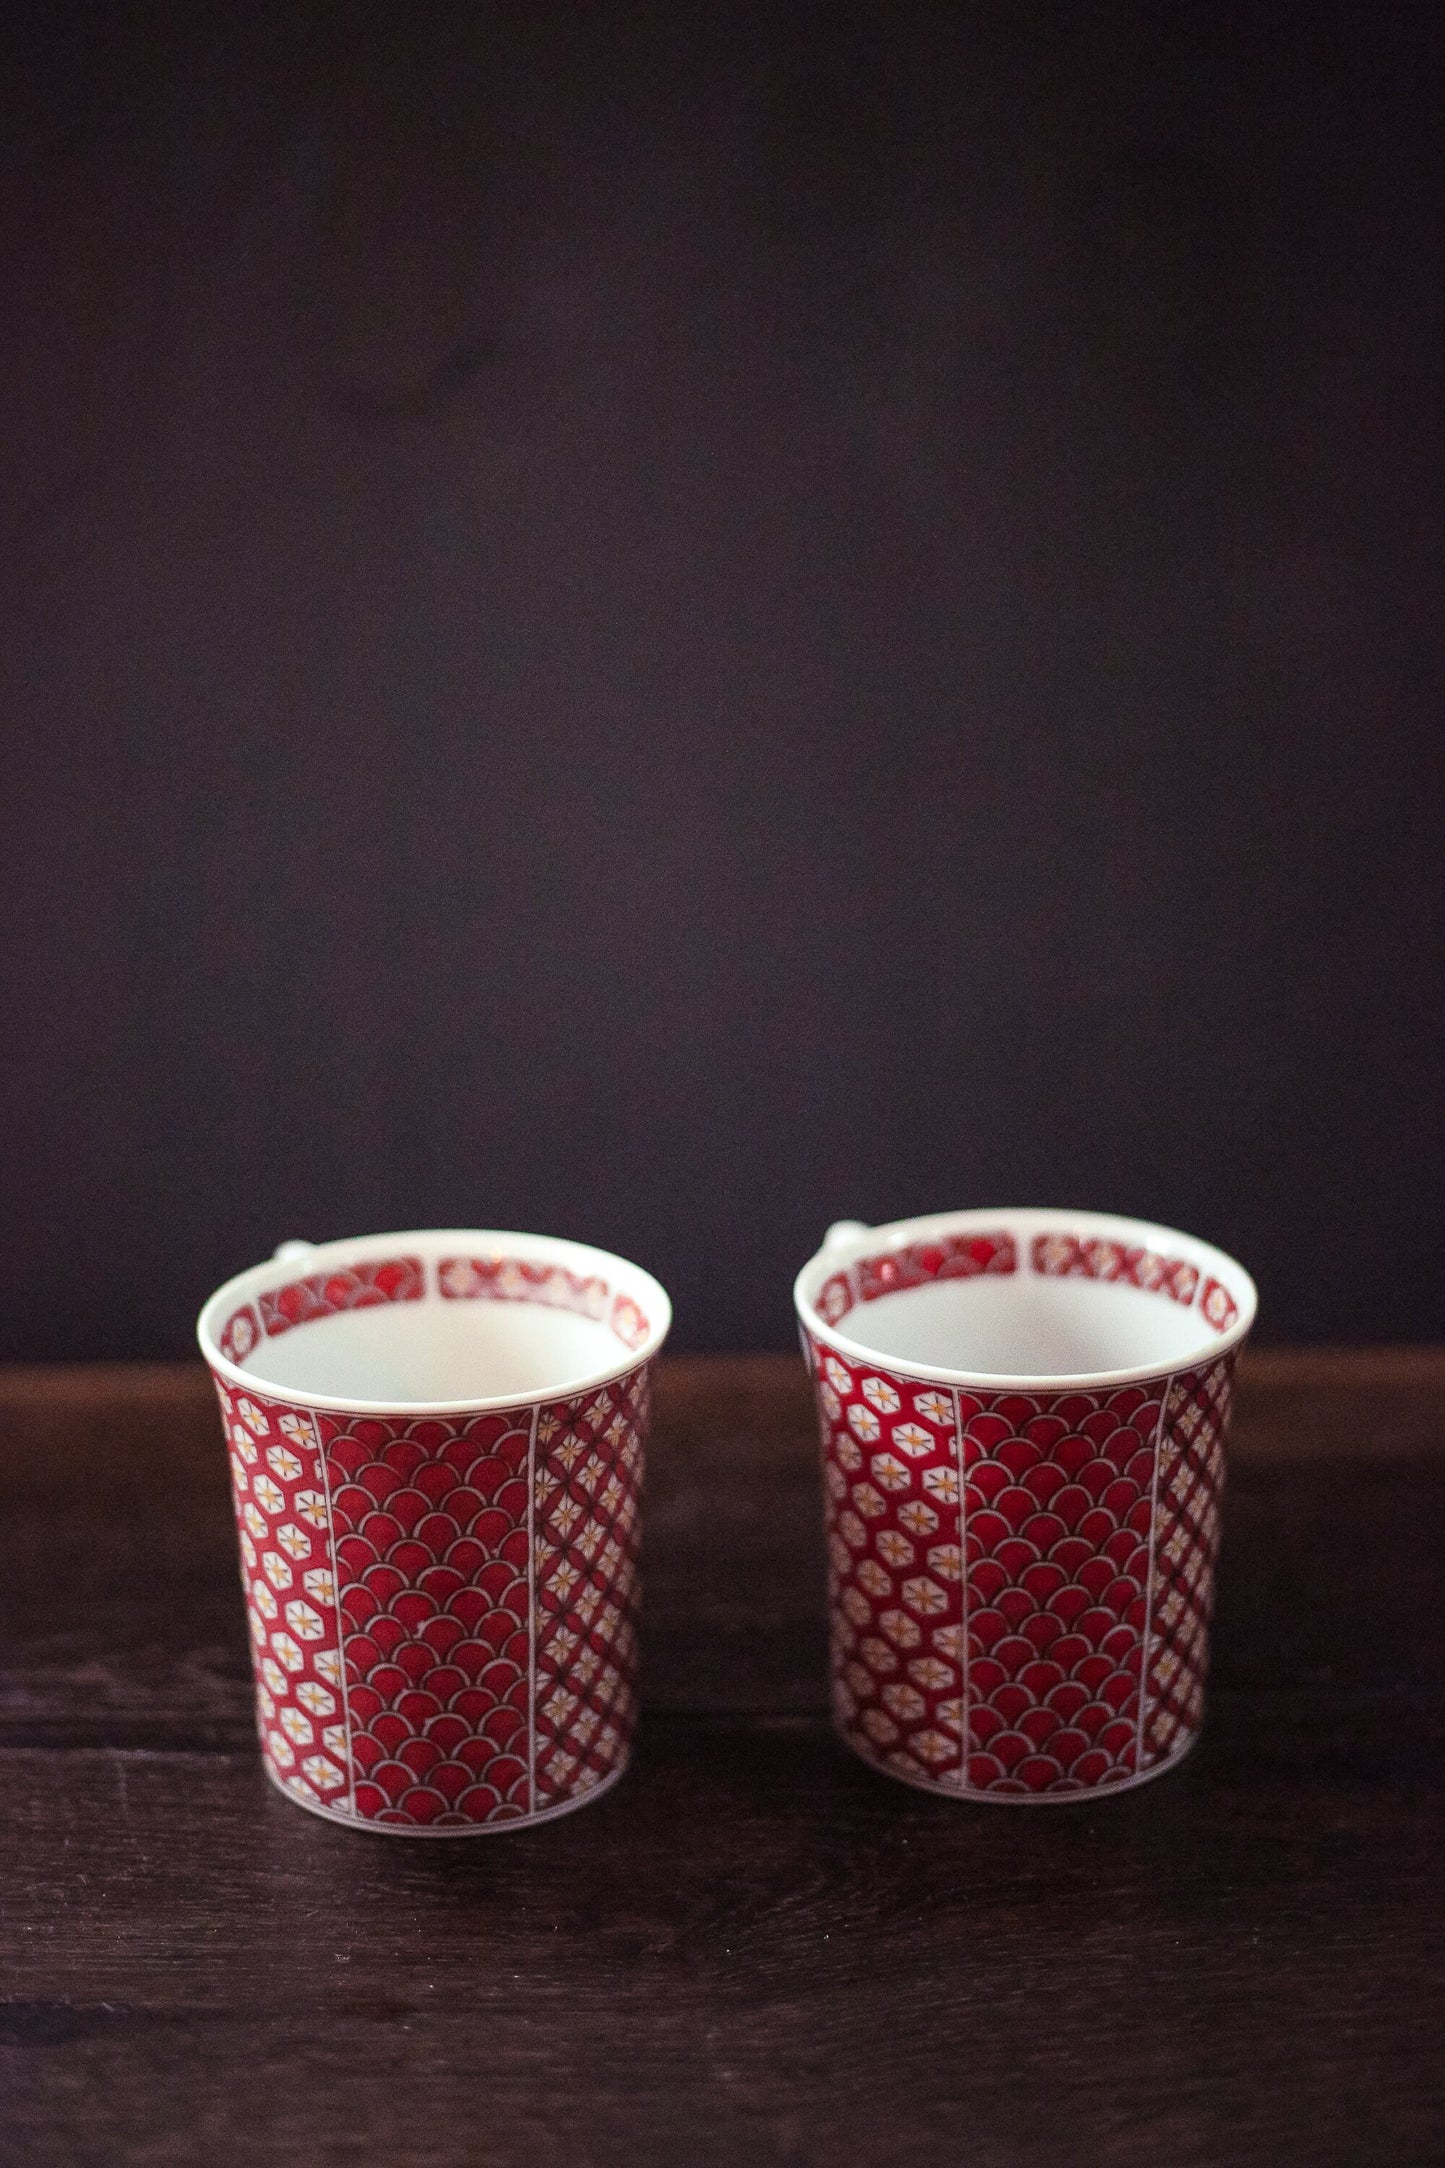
[809,1337,1230,1798]
[532,1367,649,1808]
[213,1367,650,1831]
[1140,1354,1234,1768]
[326,1407,534,1828]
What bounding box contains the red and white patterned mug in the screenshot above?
[794,1209,1256,1803]
[198,1230,670,1834]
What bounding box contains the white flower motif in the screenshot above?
[278,1411,316,1448]
[880,1608,922,1649]
[257,1685,274,1723]
[828,1533,851,1576]
[548,1560,581,1599]
[280,1707,314,1747]
[237,1397,269,1437]
[876,1529,915,1569]
[284,1600,324,1641]
[820,1383,842,1424]
[314,1648,342,1686]
[294,1489,328,1530]
[908,1655,954,1692]
[861,1707,899,1747]
[860,1636,899,1676]
[882,1682,926,1723]
[230,1313,256,1357]
[902,1576,947,1617]
[261,1658,288,1698]
[850,1482,886,1520]
[870,1452,910,1494]
[545,1626,581,1664]
[922,1466,960,1505]
[297,1680,336,1717]
[253,1582,278,1620]
[824,1356,852,1396]
[931,1623,964,1660]
[230,1425,258,1465]
[261,1552,292,1592]
[248,1608,268,1647]
[861,1376,901,1416]
[266,1444,303,1483]
[856,1558,892,1599]
[543,1687,579,1726]
[301,1754,344,1792]
[834,1435,862,1473]
[252,1475,284,1517]
[1037,1234,1075,1273]
[891,1422,934,1459]
[898,1499,939,1537]
[239,1530,256,1570]
[826,1463,848,1501]
[927,1544,962,1582]
[841,1587,871,1627]
[913,1728,955,1765]
[276,1522,310,1562]
[302,1568,334,1604]
[322,1725,346,1758]
[267,1731,296,1768]
[914,1390,953,1428]
[271,1630,303,1673]
[550,1496,584,1537]
[243,1503,268,1539]
[838,1510,867,1552]
[847,1403,881,1444]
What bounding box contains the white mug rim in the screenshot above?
[197,1227,672,1416]
[794,1205,1256,1390]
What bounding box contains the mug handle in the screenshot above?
[272,1240,317,1263]
[822,1220,870,1252]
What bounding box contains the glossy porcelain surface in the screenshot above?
[795,1209,1254,1802]
[199,1231,670,1834]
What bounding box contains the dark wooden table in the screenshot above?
[1,1352,1442,2166]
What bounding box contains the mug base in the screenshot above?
[262,1751,632,1836]
[839,1722,1200,1804]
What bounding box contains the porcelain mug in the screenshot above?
[794,1209,1256,1803]
[199,1230,671,1834]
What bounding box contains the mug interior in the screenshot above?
[199,1233,670,1410]
[797,1211,1254,1385]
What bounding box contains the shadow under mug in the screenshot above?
[794,1208,1256,1804]
[198,1230,671,1834]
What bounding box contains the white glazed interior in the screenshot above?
[198,1230,672,1412]
[794,1208,1256,1387]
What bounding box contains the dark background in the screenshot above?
[1,3,1439,1360]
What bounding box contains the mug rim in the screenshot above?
[794,1205,1256,1390]
[197,1227,672,1416]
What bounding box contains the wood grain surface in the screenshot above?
[1,1352,1442,2165]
